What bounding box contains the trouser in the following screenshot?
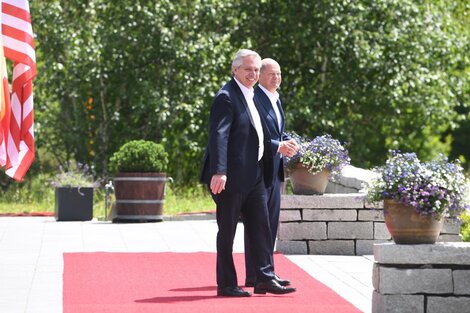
[244,176,281,280]
[212,164,275,287]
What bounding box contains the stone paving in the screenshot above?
[0,216,374,313]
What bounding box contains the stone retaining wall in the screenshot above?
[277,194,461,255]
[373,243,470,313]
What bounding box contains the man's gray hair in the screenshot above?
[232,49,261,68]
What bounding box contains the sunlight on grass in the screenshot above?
[164,185,214,215]
[0,184,214,219]
[0,202,53,214]
[461,211,470,242]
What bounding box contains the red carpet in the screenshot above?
[63,252,361,313]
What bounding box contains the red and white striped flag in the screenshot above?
[0,0,36,181]
[0,30,8,166]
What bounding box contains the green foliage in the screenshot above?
[164,184,214,215]
[30,0,236,183]
[0,180,213,219]
[1,173,54,205]
[230,0,469,168]
[461,212,470,242]
[25,0,469,186]
[109,140,168,173]
[0,171,104,214]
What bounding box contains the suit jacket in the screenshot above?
[254,85,290,185]
[200,78,273,193]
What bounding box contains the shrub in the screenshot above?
[109,140,168,173]
[461,212,470,242]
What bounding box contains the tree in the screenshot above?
[231,0,469,167]
[31,0,237,182]
[27,0,469,186]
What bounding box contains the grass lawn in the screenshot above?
[0,185,215,220]
[1,184,468,242]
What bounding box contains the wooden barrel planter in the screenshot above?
[113,172,167,222]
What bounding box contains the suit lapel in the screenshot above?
[256,86,282,135]
[230,79,256,129]
[277,98,285,133]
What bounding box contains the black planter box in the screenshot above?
[55,187,93,221]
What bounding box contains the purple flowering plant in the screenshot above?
[285,133,350,180]
[365,150,470,219]
[50,161,101,188]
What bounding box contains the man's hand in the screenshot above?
[210,174,227,194]
[278,139,300,157]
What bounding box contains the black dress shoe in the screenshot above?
[254,279,296,295]
[247,275,290,287]
[274,274,291,287]
[217,286,252,297]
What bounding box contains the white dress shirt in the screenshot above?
[234,78,264,161]
[259,84,282,131]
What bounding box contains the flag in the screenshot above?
[0,7,7,166]
[1,0,36,181]
[0,48,11,167]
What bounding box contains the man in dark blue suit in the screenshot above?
[200,50,296,297]
[244,58,299,287]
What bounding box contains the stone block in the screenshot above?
[276,240,307,254]
[376,267,453,294]
[279,209,301,222]
[325,183,358,194]
[442,220,461,235]
[281,194,365,209]
[372,263,379,290]
[374,222,391,240]
[357,240,389,255]
[358,209,384,221]
[328,165,378,191]
[308,240,355,255]
[303,209,357,221]
[278,222,327,240]
[328,222,373,239]
[454,270,470,295]
[438,234,462,242]
[427,296,470,313]
[372,292,424,313]
[365,200,384,209]
[374,242,470,265]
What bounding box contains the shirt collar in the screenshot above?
[258,84,279,103]
[234,77,254,98]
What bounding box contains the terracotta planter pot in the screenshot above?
[383,199,443,244]
[113,172,167,222]
[289,164,330,195]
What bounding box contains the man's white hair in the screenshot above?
[231,49,261,68]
